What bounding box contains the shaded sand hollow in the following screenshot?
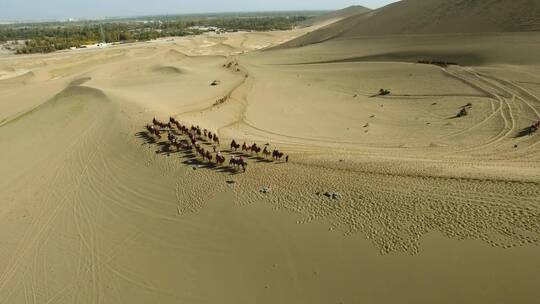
[1,22,540,304]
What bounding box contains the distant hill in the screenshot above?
[300,5,371,27]
[280,0,540,48]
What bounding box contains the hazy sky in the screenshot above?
[1,0,399,21]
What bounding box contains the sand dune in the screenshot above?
[151,65,184,75]
[1,7,540,304]
[0,68,33,81]
[164,48,188,61]
[280,0,540,48]
[300,5,371,27]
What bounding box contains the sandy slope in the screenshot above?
[299,5,371,27]
[280,0,540,48]
[1,21,540,304]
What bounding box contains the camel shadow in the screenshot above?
[135,131,156,145]
[156,142,183,155]
[228,151,245,156]
[181,151,196,157]
[182,158,214,169]
[216,166,240,174]
[180,157,244,175]
[515,126,538,138]
[135,132,248,175]
[448,112,467,120]
[228,170,245,176]
[256,159,273,163]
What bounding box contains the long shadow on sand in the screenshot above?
[135,131,156,145]
[153,141,245,175]
[515,126,538,138]
[288,50,486,67]
[136,134,267,175]
[181,157,244,175]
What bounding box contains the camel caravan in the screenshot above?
[417,60,459,68]
[144,117,288,173]
[213,95,229,106]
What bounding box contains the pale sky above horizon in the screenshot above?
[1,0,399,21]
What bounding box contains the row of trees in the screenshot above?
[194,16,309,31]
[1,15,311,54]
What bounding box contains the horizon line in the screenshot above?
[0,6,377,24]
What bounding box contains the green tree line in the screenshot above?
[1,15,311,54]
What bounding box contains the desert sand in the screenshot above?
[1,2,540,303]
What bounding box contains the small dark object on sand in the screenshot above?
[259,187,271,194]
[379,89,391,96]
[324,192,342,200]
[369,89,390,98]
[456,107,468,118]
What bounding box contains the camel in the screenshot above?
[230,139,240,151]
[379,89,391,96]
[146,124,162,139]
[205,151,213,163]
[241,142,249,152]
[152,118,170,129]
[175,122,186,133]
[250,143,261,155]
[456,108,468,118]
[272,149,284,160]
[180,124,188,133]
[216,154,226,165]
[171,140,182,152]
[524,121,539,136]
[417,60,458,67]
[213,134,220,145]
[229,157,247,172]
[262,146,271,158]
